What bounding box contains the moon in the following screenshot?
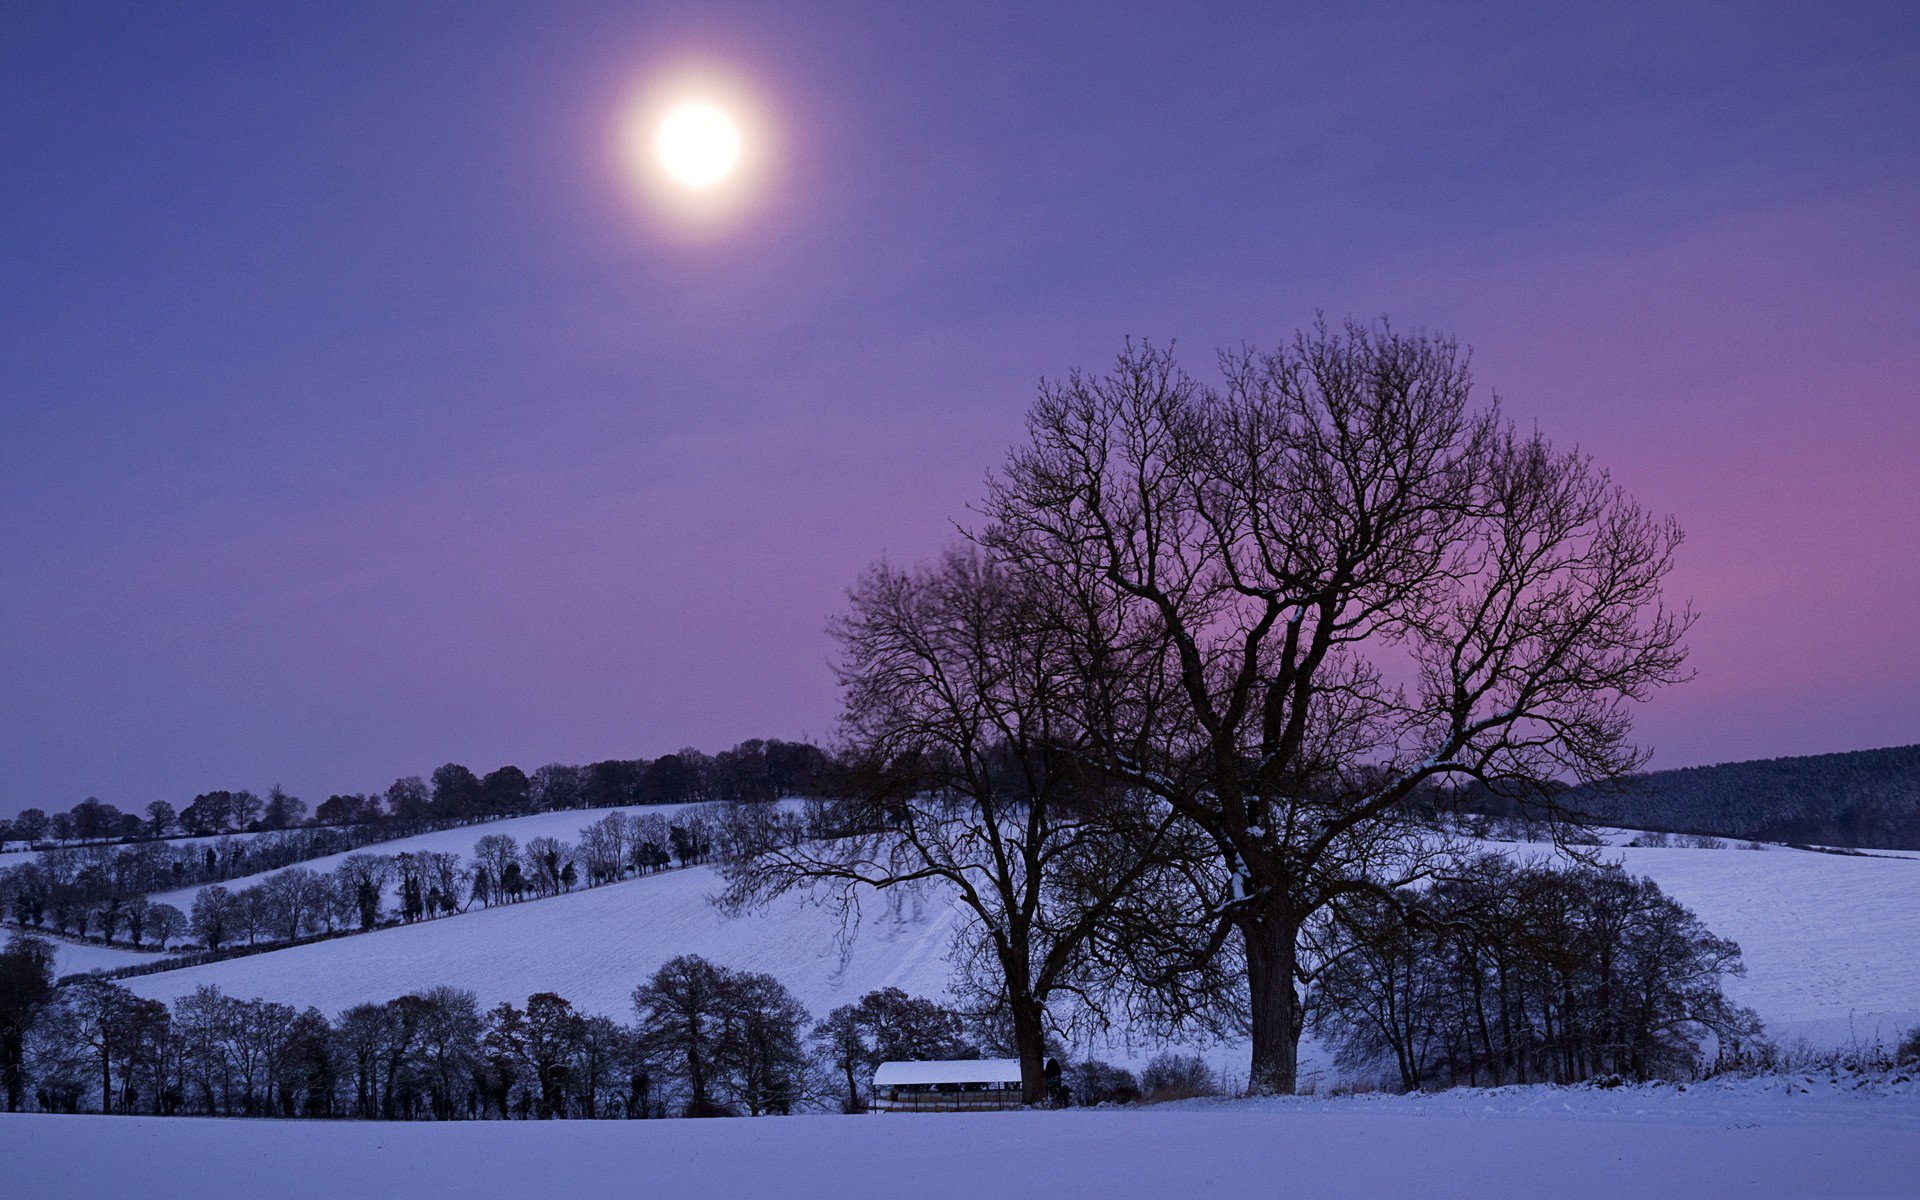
[656,101,742,188]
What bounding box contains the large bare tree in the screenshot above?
[719,549,1174,1103]
[978,320,1692,1093]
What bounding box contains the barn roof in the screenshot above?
[873,1058,1023,1086]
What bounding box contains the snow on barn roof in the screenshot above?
[873,1059,1023,1087]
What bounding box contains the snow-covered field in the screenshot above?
[128,864,960,1019]
[19,830,1920,1198]
[3,1077,1915,1200]
[122,836,1920,1066]
[45,937,171,978]
[146,804,700,907]
[1594,844,1920,1047]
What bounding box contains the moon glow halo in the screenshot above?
[656,101,742,188]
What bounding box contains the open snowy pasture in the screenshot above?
[127,864,960,1018]
[4,1080,1915,1200]
[1597,844,1920,1046]
[145,803,701,907]
[121,835,1920,1062]
[44,937,171,978]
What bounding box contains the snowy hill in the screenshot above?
[146,804,702,908]
[119,833,1920,1065]
[1593,844,1920,1047]
[127,862,961,1020]
[44,937,173,978]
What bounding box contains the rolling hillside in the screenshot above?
[120,835,1920,1064]
[1542,843,1920,1047]
[128,861,961,1022]
[45,937,172,978]
[146,803,703,908]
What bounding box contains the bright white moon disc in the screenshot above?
[656,102,742,188]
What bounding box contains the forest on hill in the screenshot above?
[1566,744,1920,849]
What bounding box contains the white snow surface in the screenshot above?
[44,938,171,978]
[1188,1069,1920,1125]
[122,835,1920,1063]
[1555,843,1920,1048]
[2,1077,1915,1200]
[127,865,961,1020]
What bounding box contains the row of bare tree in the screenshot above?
[0,738,831,850]
[1,822,443,942]
[3,811,721,965]
[6,937,1180,1118]
[2,944,820,1118]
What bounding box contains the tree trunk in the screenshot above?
[1011,997,1049,1106]
[3,1031,22,1112]
[1243,911,1303,1095]
[686,1045,707,1115]
[842,1058,861,1114]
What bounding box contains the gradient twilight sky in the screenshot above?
[3,2,1917,815]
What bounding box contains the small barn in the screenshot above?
[871,1059,1025,1112]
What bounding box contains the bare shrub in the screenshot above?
[1139,1051,1220,1102]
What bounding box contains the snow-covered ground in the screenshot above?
[1202,1070,1920,1125]
[44,937,172,978]
[1594,843,1920,1047]
[146,804,700,907]
[128,864,959,1019]
[2,1077,1914,1200]
[122,835,1920,1064]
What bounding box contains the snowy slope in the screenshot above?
[122,836,1920,1055]
[1472,841,1920,1048]
[127,865,959,1020]
[147,804,699,907]
[45,938,173,978]
[1599,844,1920,1045]
[4,1079,1916,1200]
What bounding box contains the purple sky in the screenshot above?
[3,2,1916,815]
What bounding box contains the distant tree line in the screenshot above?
[1,826,442,948]
[1557,744,1920,850]
[0,941,1214,1119]
[0,737,830,949]
[0,737,831,851]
